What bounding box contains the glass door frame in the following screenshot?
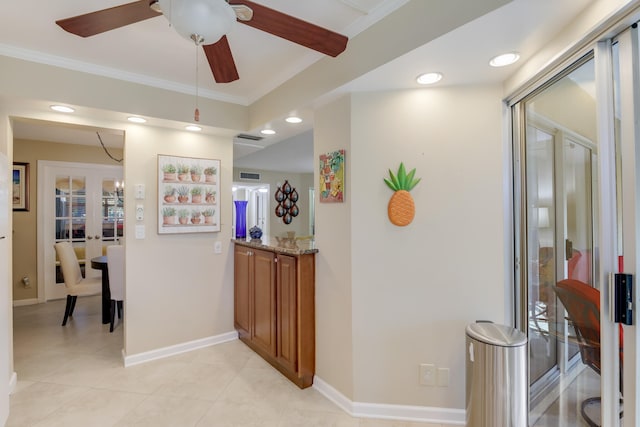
[614,25,640,427]
[511,46,624,425]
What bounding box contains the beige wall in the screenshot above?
[12,139,123,302]
[123,125,234,355]
[314,86,507,408]
[314,95,354,398]
[232,168,313,238]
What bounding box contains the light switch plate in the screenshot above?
[214,241,222,254]
[136,204,144,221]
[135,224,145,239]
[135,184,145,200]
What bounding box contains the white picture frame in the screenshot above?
[158,154,220,234]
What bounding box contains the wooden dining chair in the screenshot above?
[106,245,125,332]
[54,241,102,326]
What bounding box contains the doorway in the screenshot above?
[38,161,123,301]
[11,120,125,390]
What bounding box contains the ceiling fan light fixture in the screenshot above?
[159,0,236,45]
[230,4,253,21]
[185,125,202,132]
[149,1,162,13]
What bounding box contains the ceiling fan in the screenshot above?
[56,0,349,83]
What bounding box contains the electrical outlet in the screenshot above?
[437,367,450,387]
[419,363,436,386]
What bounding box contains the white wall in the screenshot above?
[314,85,507,409]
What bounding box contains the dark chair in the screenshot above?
[553,279,623,427]
[106,245,125,332]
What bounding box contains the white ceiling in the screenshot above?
[3,0,596,172]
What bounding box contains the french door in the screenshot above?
[37,161,123,301]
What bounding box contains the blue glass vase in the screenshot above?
[234,200,248,239]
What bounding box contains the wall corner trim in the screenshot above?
[123,330,238,367]
[313,376,465,425]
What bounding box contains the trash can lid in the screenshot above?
[465,322,527,347]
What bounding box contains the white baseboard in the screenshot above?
[12,298,39,307]
[313,376,465,425]
[123,330,238,367]
[8,372,17,394]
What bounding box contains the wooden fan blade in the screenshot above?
[203,36,240,83]
[56,1,161,38]
[229,0,348,57]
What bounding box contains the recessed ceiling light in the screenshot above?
[285,116,302,124]
[127,116,147,123]
[185,125,202,131]
[416,72,443,85]
[489,52,520,67]
[50,105,75,113]
[261,129,276,135]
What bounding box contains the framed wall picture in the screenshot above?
[12,162,30,211]
[319,150,345,203]
[158,154,220,234]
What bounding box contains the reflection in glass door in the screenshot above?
[518,55,620,426]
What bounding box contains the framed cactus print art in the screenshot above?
[158,154,220,234]
[319,150,345,203]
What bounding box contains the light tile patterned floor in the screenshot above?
[9,296,453,427]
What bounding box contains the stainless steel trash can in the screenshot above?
[465,322,527,427]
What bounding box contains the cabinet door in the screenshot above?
[277,254,298,372]
[252,248,277,356]
[234,245,251,338]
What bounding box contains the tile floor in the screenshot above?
[8,296,453,427]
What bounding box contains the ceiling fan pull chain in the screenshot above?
[194,42,200,122]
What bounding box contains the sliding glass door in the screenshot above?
[513,36,632,423]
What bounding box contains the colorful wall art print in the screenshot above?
[319,150,345,203]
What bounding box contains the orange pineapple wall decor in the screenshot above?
[384,163,421,226]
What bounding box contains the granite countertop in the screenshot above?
[233,236,318,255]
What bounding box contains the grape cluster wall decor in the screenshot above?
[274,180,299,224]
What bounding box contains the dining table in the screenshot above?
[90,255,112,324]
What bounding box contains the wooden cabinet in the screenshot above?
[233,242,316,388]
